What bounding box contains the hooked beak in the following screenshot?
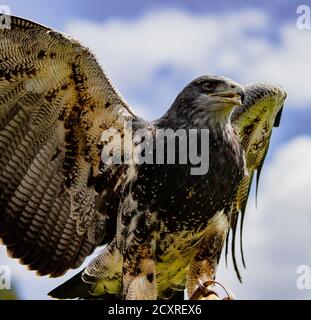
[210,82,245,107]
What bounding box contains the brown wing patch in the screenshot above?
[0,16,135,277]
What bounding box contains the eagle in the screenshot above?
[0,16,286,300]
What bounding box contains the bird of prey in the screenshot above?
[0,16,286,300]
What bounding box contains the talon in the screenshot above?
[189,280,235,300]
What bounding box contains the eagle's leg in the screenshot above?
[122,241,157,300]
[187,242,223,300]
[187,213,229,300]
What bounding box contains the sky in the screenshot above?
[1,0,311,300]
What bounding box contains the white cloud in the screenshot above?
[65,9,311,119]
[66,10,265,84]
[218,136,311,299]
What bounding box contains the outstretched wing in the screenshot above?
[227,83,287,281]
[0,16,136,277]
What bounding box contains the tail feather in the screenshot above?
[48,270,90,299]
[48,270,119,300]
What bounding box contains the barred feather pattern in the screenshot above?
[227,83,287,280]
[0,16,135,277]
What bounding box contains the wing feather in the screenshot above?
[0,16,135,276]
[228,83,287,280]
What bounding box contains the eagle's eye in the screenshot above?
[202,81,216,92]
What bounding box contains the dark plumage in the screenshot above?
[52,75,246,300]
[0,16,287,300]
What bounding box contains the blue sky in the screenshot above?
[4,0,307,26]
[1,0,311,300]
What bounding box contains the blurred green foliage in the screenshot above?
[0,288,19,300]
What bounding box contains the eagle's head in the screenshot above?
[185,75,245,111]
[158,75,245,129]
